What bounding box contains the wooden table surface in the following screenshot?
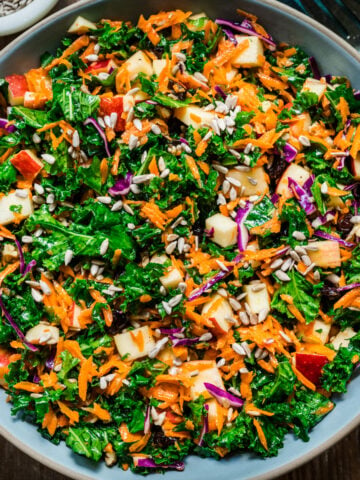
[1,1,360,479]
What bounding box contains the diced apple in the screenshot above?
[351,153,360,180]
[2,243,18,263]
[183,360,224,400]
[206,398,227,431]
[68,16,97,34]
[160,267,183,290]
[202,294,233,334]
[5,74,29,106]
[0,347,12,386]
[307,241,341,269]
[122,51,153,81]
[23,91,48,109]
[153,59,167,77]
[295,352,328,385]
[85,59,117,74]
[243,283,270,315]
[0,190,33,226]
[10,150,43,180]
[25,323,60,345]
[331,327,357,350]
[99,96,125,131]
[114,326,155,361]
[226,68,238,83]
[174,105,216,129]
[227,166,268,196]
[276,163,311,197]
[206,213,237,248]
[156,346,175,365]
[301,78,326,100]
[69,302,81,331]
[232,36,264,68]
[299,319,331,344]
[246,240,260,268]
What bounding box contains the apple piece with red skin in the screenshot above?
[5,74,29,106]
[0,347,12,386]
[99,96,125,132]
[10,150,43,180]
[69,302,82,331]
[85,59,116,74]
[295,352,328,385]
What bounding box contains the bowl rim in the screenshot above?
[1,0,360,479]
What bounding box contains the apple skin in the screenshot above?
[85,59,116,74]
[99,96,125,131]
[10,150,43,180]
[295,352,328,385]
[351,154,360,180]
[0,347,11,386]
[5,74,29,106]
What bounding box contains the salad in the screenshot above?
[0,8,360,473]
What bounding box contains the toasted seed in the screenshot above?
[151,124,161,135]
[111,200,123,212]
[299,135,311,147]
[301,254,312,266]
[32,133,41,144]
[229,297,241,311]
[350,216,360,224]
[258,308,269,323]
[168,294,183,308]
[289,250,301,262]
[275,270,291,282]
[295,245,307,255]
[252,283,266,292]
[270,258,283,269]
[64,249,73,266]
[100,239,109,255]
[199,332,213,342]
[86,54,99,62]
[132,174,154,184]
[239,311,250,325]
[241,341,252,358]
[133,118,142,131]
[41,153,55,165]
[229,187,237,201]
[213,163,228,174]
[165,241,177,255]
[97,196,111,204]
[216,358,226,368]
[72,130,80,148]
[160,168,170,178]
[321,182,328,194]
[128,134,138,150]
[222,179,230,194]
[123,204,134,215]
[281,258,293,272]
[232,343,246,355]
[292,230,306,241]
[162,301,172,315]
[90,264,99,276]
[279,331,292,343]
[31,288,43,303]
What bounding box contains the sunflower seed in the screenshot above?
[292,230,306,241]
[229,297,241,311]
[128,134,138,150]
[111,200,123,212]
[216,358,226,368]
[132,174,154,184]
[213,163,228,174]
[281,258,292,272]
[321,182,328,194]
[86,54,99,62]
[226,176,241,187]
[165,241,177,255]
[123,204,134,215]
[64,249,73,266]
[31,288,43,303]
[279,331,292,343]
[32,133,41,143]
[275,270,291,282]
[41,153,55,165]
[258,308,269,323]
[72,130,80,148]
[100,239,109,255]
[241,341,252,358]
[169,294,183,307]
[97,196,111,204]
[160,168,170,178]
[239,311,250,325]
[232,343,246,355]
[199,332,213,342]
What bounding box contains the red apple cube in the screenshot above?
[295,352,328,385]
[0,347,11,386]
[99,96,125,131]
[10,150,43,180]
[85,59,116,74]
[5,74,29,106]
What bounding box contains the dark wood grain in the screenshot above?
[0,1,360,479]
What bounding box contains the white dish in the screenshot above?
[0,0,59,36]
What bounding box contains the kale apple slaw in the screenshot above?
[0,7,360,473]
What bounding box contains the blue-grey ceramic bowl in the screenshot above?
[1,1,360,479]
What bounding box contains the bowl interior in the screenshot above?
[0,1,360,479]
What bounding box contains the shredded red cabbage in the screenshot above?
[84,117,111,157]
[215,18,276,49]
[312,210,336,228]
[354,90,360,101]
[314,230,355,248]
[0,118,16,133]
[222,28,238,44]
[215,85,227,99]
[333,282,360,293]
[0,293,38,351]
[136,458,185,470]
[205,227,214,238]
[271,193,279,204]
[172,336,199,347]
[288,177,316,215]
[283,143,297,163]
[14,238,25,274]
[204,382,244,408]
[309,56,321,80]
[159,327,185,335]
[144,405,151,434]
[23,259,36,277]
[235,201,253,251]
[198,404,209,447]
[108,172,133,196]
[187,254,243,302]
